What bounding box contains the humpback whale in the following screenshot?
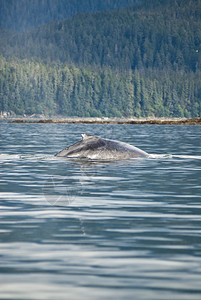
[56,134,148,160]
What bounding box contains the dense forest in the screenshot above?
[0,0,140,31]
[1,0,201,72]
[1,56,200,117]
[0,0,201,118]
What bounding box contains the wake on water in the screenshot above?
[0,153,57,161]
[1,153,201,162]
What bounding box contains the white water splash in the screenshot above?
[148,154,173,159]
[0,153,56,161]
[148,154,201,160]
[172,155,201,160]
[0,154,20,161]
[1,153,201,162]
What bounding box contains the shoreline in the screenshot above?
[5,116,201,125]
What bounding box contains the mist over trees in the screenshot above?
[0,0,201,117]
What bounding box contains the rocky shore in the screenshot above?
[9,116,201,125]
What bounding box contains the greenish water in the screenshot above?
[0,123,201,299]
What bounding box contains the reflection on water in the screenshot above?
[0,123,201,300]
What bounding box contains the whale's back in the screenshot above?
[56,134,148,160]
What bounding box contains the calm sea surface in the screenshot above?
[0,122,201,300]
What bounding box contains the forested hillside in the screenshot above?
[0,56,200,117]
[0,0,140,31]
[0,0,201,118]
[1,0,200,72]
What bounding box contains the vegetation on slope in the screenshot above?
[0,0,200,117]
[0,0,140,31]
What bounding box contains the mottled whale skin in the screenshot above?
[55,134,148,160]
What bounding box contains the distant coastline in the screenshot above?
[7,116,201,125]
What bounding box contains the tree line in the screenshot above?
[1,56,200,117]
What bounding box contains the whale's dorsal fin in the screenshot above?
[81,133,98,140]
[81,133,87,140]
[81,133,92,140]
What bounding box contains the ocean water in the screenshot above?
[0,122,201,300]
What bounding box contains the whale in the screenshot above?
[55,134,148,160]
